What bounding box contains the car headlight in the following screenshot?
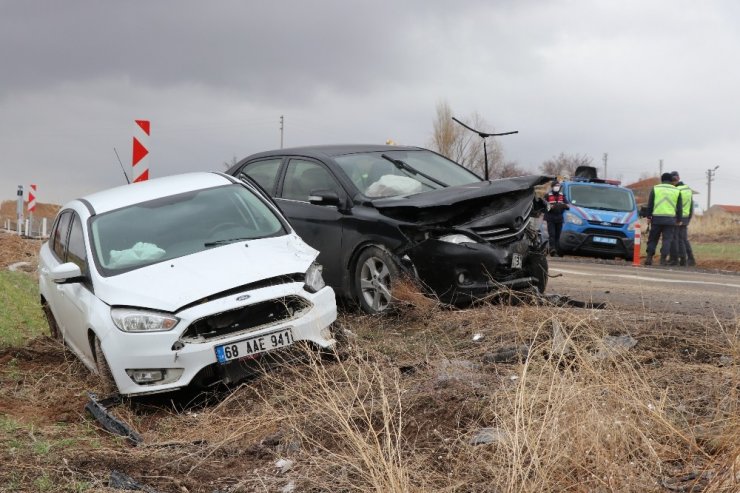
[564,212,583,225]
[304,262,326,293]
[627,221,637,231]
[438,234,478,244]
[111,308,179,333]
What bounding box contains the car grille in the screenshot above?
[181,296,311,342]
[582,228,628,238]
[471,217,532,243]
[587,220,625,228]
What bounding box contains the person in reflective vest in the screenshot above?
[668,171,696,266]
[644,172,683,266]
[545,180,569,256]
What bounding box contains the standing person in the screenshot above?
[669,171,696,266]
[644,172,683,266]
[545,180,569,256]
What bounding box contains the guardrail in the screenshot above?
[2,218,49,239]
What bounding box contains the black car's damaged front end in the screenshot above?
[374,175,550,305]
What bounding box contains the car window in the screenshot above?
[335,150,480,198]
[51,211,72,260]
[89,184,287,275]
[281,159,339,202]
[240,158,282,195]
[568,184,635,212]
[66,214,88,274]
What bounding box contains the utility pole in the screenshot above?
[279,115,284,149]
[659,159,663,175]
[706,165,719,211]
[602,153,608,178]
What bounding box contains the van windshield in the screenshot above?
[568,184,635,212]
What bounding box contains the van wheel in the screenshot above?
[353,246,400,314]
[93,336,117,394]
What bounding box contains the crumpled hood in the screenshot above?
[93,234,317,312]
[371,175,551,226]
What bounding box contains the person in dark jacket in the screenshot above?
[668,171,696,266]
[644,172,683,266]
[545,180,569,256]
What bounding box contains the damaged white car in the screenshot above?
[38,173,337,396]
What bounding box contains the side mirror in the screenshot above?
[50,262,83,284]
[308,189,341,207]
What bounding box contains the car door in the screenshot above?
[42,210,73,337]
[275,158,346,290]
[54,213,97,363]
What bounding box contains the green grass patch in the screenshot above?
[0,271,46,347]
[690,241,740,261]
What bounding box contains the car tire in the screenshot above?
[353,246,400,314]
[527,253,549,294]
[93,336,117,394]
[42,302,62,341]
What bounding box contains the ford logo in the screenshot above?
[601,221,611,226]
[236,294,251,302]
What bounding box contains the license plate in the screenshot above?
[593,236,617,245]
[215,328,294,364]
[511,253,522,268]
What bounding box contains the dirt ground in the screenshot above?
[1,234,738,492]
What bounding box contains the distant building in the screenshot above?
[625,176,659,207]
[707,204,740,217]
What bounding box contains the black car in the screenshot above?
[226,145,550,313]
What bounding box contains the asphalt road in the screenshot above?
[547,258,740,318]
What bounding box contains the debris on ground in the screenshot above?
[109,470,161,492]
[551,318,573,357]
[275,458,295,474]
[469,427,509,446]
[85,392,142,445]
[593,335,638,360]
[482,345,529,364]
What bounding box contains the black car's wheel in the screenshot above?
[93,336,117,393]
[42,302,61,341]
[527,253,549,294]
[353,246,400,314]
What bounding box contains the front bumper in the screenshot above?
[559,228,634,258]
[408,235,542,305]
[99,283,336,396]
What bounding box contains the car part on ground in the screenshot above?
[227,145,551,314]
[38,173,338,395]
[84,392,142,445]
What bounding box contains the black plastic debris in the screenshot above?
[85,392,142,446]
[109,470,161,492]
[543,293,607,309]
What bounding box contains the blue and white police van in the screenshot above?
[558,166,639,260]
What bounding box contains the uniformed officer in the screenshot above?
[644,172,683,266]
[669,171,696,266]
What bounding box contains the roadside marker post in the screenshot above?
[132,120,150,183]
[28,184,36,236]
[632,223,641,267]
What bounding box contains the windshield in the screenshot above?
[335,149,481,198]
[90,184,286,275]
[568,184,635,212]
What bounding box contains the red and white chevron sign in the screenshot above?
[28,184,37,212]
[132,119,150,182]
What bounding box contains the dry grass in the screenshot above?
[688,214,740,242]
[1,263,738,491]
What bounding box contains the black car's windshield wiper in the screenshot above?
[204,237,252,247]
[380,154,449,188]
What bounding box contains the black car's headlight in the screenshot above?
[438,233,478,244]
[304,262,326,293]
[111,308,179,332]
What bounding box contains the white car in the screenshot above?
[39,172,337,396]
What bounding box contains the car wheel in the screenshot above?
[93,336,117,394]
[527,253,549,294]
[353,246,400,314]
[42,302,61,341]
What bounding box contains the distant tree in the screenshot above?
[495,160,530,178]
[540,152,594,178]
[429,100,508,178]
[223,155,238,170]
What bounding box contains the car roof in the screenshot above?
[73,172,235,215]
[242,144,424,162]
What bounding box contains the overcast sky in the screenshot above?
[2,0,738,209]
